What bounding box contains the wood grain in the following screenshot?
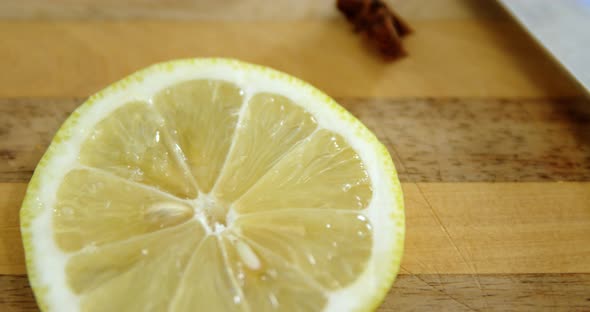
[0,99,79,183]
[0,183,26,274]
[3,182,590,275]
[0,0,507,21]
[0,275,36,312]
[349,97,590,182]
[0,20,582,98]
[402,182,590,275]
[385,273,590,311]
[2,97,589,183]
[2,274,590,311]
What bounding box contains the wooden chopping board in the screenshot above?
[1,0,589,311]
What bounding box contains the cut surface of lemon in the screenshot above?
[20,58,404,312]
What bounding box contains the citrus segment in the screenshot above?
[67,221,205,311]
[214,93,317,202]
[79,102,197,198]
[235,210,372,290]
[222,236,327,311]
[154,80,243,193]
[170,236,244,312]
[236,129,372,213]
[53,169,193,252]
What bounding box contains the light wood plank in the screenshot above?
[2,182,590,275]
[0,184,26,274]
[0,0,507,21]
[3,273,590,311]
[0,20,582,98]
[402,183,590,274]
[3,97,589,183]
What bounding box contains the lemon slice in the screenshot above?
[20,58,404,312]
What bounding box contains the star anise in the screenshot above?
[337,0,412,59]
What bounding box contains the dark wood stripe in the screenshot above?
[2,274,590,311]
[1,97,589,183]
[385,273,590,311]
[0,98,80,183]
[0,275,37,312]
[345,97,590,182]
